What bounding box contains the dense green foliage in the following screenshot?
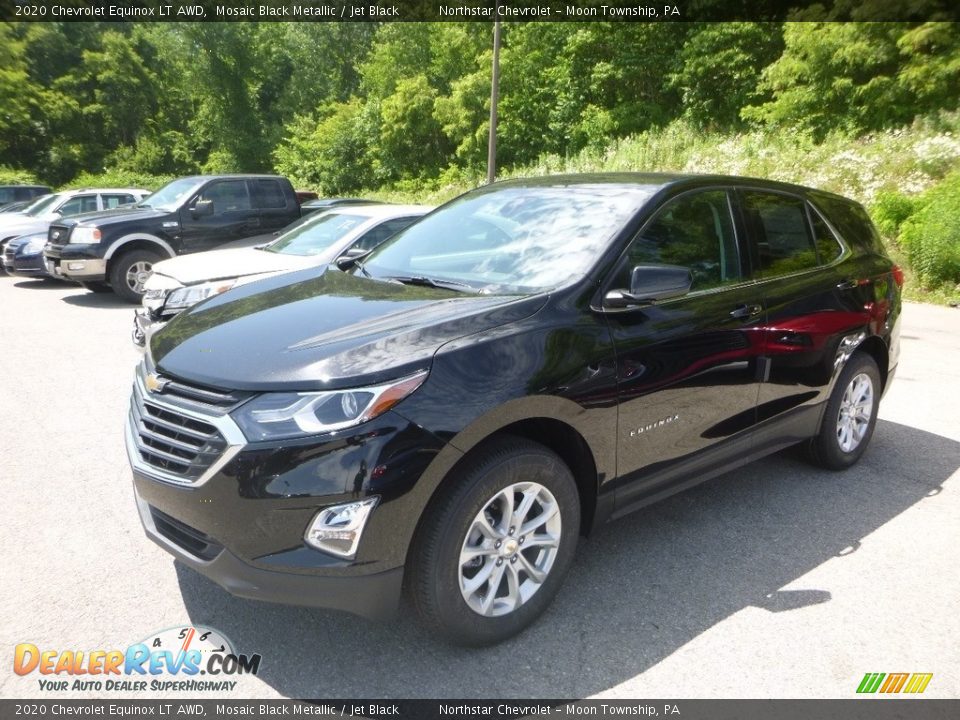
[1,21,958,296]
[898,171,960,288]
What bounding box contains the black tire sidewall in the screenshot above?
[415,438,580,646]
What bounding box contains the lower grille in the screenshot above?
[150,507,222,561]
[129,376,229,482]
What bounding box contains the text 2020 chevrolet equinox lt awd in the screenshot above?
[126,174,901,645]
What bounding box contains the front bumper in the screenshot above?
[43,243,106,281]
[6,252,51,278]
[133,484,404,620]
[126,370,449,618]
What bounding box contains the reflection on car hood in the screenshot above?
[150,246,318,286]
[151,267,546,392]
[0,217,45,238]
[59,205,164,228]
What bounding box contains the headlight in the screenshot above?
[21,235,46,254]
[165,279,237,312]
[232,370,428,441]
[69,227,101,244]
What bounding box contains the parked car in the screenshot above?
[133,204,431,346]
[44,175,302,302]
[0,200,33,214]
[1,188,148,274]
[127,173,901,646]
[0,184,52,206]
[300,197,384,216]
[2,232,57,279]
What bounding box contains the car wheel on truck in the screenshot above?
[110,249,161,303]
[407,436,580,646]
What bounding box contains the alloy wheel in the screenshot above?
[836,372,874,453]
[458,481,562,617]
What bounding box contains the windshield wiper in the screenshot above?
[383,275,476,293]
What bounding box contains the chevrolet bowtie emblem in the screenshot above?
[145,373,169,393]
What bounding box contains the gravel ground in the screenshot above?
[1,275,957,700]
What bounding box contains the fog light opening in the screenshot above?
[304,497,379,560]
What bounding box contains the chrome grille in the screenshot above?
[2,244,14,267]
[126,364,245,486]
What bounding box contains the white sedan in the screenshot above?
[132,204,431,347]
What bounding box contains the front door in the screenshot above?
[179,179,260,254]
[607,188,766,510]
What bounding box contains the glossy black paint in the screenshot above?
[131,173,901,617]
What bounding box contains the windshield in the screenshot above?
[23,194,60,217]
[264,212,367,256]
[139,178,204,212]
[362,184,655,293]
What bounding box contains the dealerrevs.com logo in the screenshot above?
[13,626,261,692]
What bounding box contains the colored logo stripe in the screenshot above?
[857,673,885,693]
[904,673,933,694]
[857,672,933,694]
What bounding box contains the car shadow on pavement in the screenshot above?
[11,278,69,290]
[176,419,957,699]
[61,291,133,309]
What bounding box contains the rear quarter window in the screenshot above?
[810,193,885,255]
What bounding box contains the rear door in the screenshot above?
[736,188,863,449]
[100,192,138,210]
[250,178,296,233]
[609,188,766,510]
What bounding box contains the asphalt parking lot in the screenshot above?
[1,274,958,700]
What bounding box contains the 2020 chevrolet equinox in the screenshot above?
[126,174,901,645]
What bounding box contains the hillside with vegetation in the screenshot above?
[1,21,958,300]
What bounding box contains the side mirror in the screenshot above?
[605,264,692,309]
[192,199,214,218]
[335,247,372,271]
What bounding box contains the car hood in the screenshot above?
[0,217,45,239]
[60,205,165,228]
[150,268,546,392]
[151,246,317,286]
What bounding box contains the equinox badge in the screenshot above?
[630,414,680,437]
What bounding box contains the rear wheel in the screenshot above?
[408,436,580,646]
[805,352,881,470]
[109,250,161,303]
[80,281,112,293]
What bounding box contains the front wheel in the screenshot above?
[805,352,881,470]
[408,437,580,646]
[109,250,161,303]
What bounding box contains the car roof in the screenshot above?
[57,188,150,196]
[176,174,287,182]
[490,172,839,199]
[325,204,432,218]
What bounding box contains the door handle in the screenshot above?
[836,278,860,290]
[730,303,762,320]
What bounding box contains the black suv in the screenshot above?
[44,175,301,301]
[127,174,901,645]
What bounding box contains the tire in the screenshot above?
[804,352,881,470]
[80,281,112,293]
[408,436,580,646]
[109,250,161,303]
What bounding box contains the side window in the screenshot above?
[58,195,99,217]
[250,179,286,209]
[101,194,136,209]
[809,206,844,265]
[742,191,818,277]
[623,190,740,292]
[351,217,417,252]
[197,181,251,215]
